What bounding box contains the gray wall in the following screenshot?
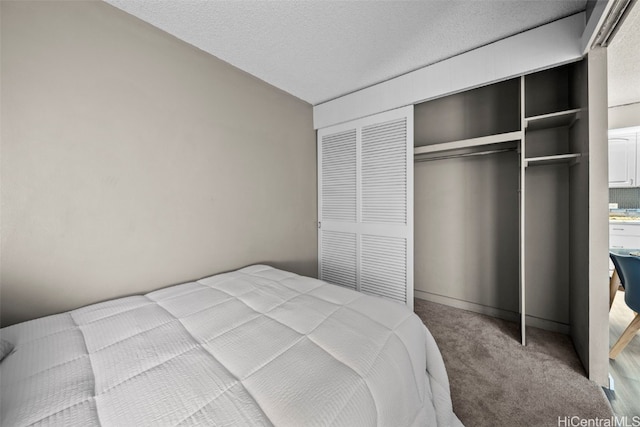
[0,1,317,326]
[414,152,520,313]
[525,128,570,326]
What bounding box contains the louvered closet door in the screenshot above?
[318,106,414,308]
[319,128,358,290]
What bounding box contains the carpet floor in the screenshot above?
[414,299,614,427]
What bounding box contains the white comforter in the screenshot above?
[1,265,462,426]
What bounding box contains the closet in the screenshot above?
[315,19,609,381]
[413,78,522,340]
[317,59,597,346]
[413,61,588,344]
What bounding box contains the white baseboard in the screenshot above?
[415,290,570,335]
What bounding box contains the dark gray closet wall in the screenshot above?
[414,152,520,312]
[415,80,521,147]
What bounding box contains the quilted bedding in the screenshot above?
[1,265,462,426]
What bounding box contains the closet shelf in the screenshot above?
[525,108,582,131]
[414,130,523,155]
[524,153,581,167]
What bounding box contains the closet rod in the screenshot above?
[414,148,516,163]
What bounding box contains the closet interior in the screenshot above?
[413,60,589,344]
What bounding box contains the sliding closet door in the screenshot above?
[318,106,414,308]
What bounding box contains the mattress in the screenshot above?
[1,265,462,426]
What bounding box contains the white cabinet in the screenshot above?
[609,223,640,249]
[608,133,637,187]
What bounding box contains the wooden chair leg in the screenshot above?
[610,269,622,310]
[610,313,640,359]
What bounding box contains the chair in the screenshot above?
[610,253,625,310]
[608,252,640,359]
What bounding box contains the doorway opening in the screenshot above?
[603,0,640,416]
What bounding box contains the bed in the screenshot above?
[1,265,462,426]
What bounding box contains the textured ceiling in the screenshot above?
[608,2,640,107]
[105,0,587,105]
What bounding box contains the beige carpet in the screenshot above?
[414,299,613,427]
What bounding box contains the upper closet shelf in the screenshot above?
[525,108,582,132]
[414,130,523,156]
